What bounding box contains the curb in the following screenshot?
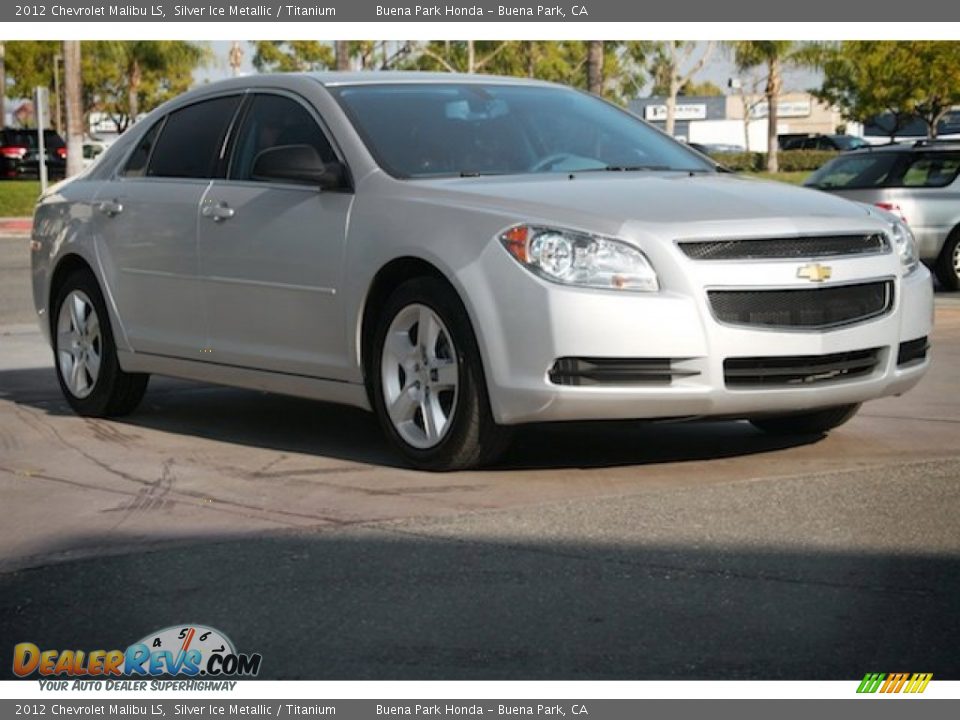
[0,218,32,233]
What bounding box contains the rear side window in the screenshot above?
[808,151,960,189]
[146,95,242,179]
[123,120,163,177]
[229,93,337,182]
[901,154,960,187]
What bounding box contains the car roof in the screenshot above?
[306,71,559,87]
[842,140,960,156]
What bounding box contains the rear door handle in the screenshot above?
[201,202,235,222]
[97,199,123,217]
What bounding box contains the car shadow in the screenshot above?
[0,366,823,471]
[1,529,958,679]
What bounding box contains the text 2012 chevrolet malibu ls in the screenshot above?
[30,73,933,470]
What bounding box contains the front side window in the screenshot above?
[229,94,336,182]
[331,83,713,178]
[145,95,241,179]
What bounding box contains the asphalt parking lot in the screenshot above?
[1,233,959,679]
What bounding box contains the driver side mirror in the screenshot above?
[251,144,347,190]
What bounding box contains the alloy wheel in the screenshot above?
[57,289,102,399]
[380,303,459,449]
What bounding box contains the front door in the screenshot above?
[197,92,353,380]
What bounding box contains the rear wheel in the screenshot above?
[370,277,510,471]
[53,269,149,417]
[748,403,861,435]
[934,229,960,291]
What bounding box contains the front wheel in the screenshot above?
[52,269,149,417]
[748,403,861,435]
[370,277,510,471]
[934,229,960,291]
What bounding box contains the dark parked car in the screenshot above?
[781,134,870,152]
[0,128,67,180]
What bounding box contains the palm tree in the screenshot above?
[728,41,794,173]
[587,41,603,95]
[63,41,83,177]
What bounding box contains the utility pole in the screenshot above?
[0,42,6,128]
[54,53,62,132]
[63,41,83,177]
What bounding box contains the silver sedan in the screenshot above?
[30,73,933,469]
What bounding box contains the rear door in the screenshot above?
[196,91,353,379]
[93,94,242,358]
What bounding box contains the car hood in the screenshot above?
[408,171,880,239]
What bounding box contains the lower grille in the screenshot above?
[709,281,894,330]
[549,357,699,386]
[897,337,929,366]
[724,348,882,387]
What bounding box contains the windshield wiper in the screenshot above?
[602,164,673,172]
[458,170,505,177]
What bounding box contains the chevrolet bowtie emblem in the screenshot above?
[797,263,833,282]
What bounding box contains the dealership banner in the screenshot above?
[0,699,959,719]
[3,0,959,22]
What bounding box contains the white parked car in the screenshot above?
[30,73,933,469]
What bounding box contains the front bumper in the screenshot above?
[467,242,934,425]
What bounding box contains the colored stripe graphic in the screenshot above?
[857,673,885,693]
[857,672,931,694]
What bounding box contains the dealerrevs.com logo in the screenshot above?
[857,673,933,694]
[13,624,262,679]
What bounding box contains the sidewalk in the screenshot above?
[0,217,31,237]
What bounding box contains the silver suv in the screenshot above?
[806,140,960,289]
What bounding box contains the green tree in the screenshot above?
[252,41,334,73]
[403,41,648,104]
[84,41,208,131]
[816,41,960,139]
[3,41,59,101]
[678,80,724,97]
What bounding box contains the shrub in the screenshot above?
[710,150,838,173]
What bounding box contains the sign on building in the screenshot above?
[749,100,812,119]
[644,103,708,122]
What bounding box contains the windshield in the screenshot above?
[832,136,868,151]
[330,83,714,179]
[807,151,960,189]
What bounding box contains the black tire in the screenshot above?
[369,277,511,471]
[934,228,960,291]
[52,268,149,417]
[748,403,861,435]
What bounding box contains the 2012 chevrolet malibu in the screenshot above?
[30,73,934,470]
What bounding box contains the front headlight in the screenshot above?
[889,219,919,274]
[499,225,659,292]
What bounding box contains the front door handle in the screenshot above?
[201,202,235,222]
[97,199,124,217]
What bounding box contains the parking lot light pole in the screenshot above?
[35,86,48,193]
